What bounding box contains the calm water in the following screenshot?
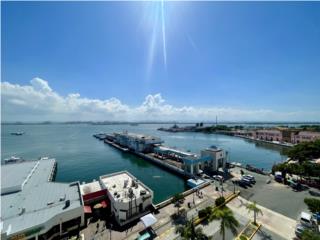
[1,124,287,203]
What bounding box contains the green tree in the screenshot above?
[209,206,239,240]
[198,206,212,219]
[176,219,210,240]
[301,229,320,240]
[304,198,320,213]
[215,197,226,207]
[286,140,320,162]
[246,201,263,225]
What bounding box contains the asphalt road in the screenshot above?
[223,167,318,220]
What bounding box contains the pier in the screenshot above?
[93,132,227,180]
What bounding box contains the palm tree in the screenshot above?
[209,206,239,240]
[176,219,210,240]
[246,201,263,225]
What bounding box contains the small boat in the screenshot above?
[4,156,24,164]
[11,132,25,136]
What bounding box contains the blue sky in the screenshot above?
[2,2,320,121]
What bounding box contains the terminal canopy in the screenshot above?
[140,213,157,228]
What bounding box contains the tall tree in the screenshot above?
[246,201,263,225]
[176,219,210,240]
[209,206,239,240]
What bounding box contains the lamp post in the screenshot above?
[220,179,224,197]
[232,180,236,194]
[193,189,195,205]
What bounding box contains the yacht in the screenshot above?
[4,156,24,164]
[11,132,25,136]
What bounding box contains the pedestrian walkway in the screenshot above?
[227,196,296,239]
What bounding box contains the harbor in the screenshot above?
[2,123,288,203]
[2,124,318,240]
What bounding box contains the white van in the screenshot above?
[300,212,313,228]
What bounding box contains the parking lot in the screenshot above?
[223,167,319,220]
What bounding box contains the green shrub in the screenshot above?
[304,198,320,213]
[215,196,226,206]
[198,206,212,218]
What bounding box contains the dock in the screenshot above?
[103,139,129,152]
[93,132,228,180]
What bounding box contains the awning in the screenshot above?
[101,200,108,208]
[140,213,157,228]
[84,205,92,213]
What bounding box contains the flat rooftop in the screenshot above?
[100,171,152,203]
[155,146,197,157]
[80,181,102,195]
[1,158,82,237]
[114,132,162,141]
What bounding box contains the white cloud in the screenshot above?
[1,78,320,122]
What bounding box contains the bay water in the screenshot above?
[1,124,287,203]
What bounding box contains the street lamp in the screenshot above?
[220,179,224,197]
[232,180,236,194]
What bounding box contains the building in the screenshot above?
[1,158,85,240]
[99,171,153,226]
[292,131,320,144]
[183,146,227,175]
[253,129,283,142]
[113,132,163,153]
[200,146,226,172]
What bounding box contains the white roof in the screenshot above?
[80,181,102,195]
[301,212,311,220]
[1,159,83,237]
[100,171,152,203]
[140,213,157,228]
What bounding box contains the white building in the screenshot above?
[183,146,226,175]
[100,171,153,226]
[113,132,163,153]
[200,146,226,172]
[1,158,85,240]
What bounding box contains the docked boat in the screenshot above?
[4,156,24,164]
[11,132,25,136]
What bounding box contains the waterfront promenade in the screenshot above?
[81,179,297,240]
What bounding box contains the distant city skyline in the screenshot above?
[2,2,320,122]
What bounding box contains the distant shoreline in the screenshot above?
[2,121,320,125]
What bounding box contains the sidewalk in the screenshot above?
[227,196,296,239]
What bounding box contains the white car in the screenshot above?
[212,175,224,182]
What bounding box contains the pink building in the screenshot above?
[253,129,283,142]
[292,131,320,144]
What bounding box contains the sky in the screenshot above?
[1,1,320,122]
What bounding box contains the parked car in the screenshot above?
[212,175,224,182]
[234,179,247,188]
[300,212,313,228]
[312,213,320,222]
[243,175,256,184]
[309,190,320,197]
[295,224,306,238]
[240,177,252,186]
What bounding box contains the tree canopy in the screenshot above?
[285,140,320,162]
[304,198,320,213]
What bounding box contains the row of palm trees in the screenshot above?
[175,200,263,240]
